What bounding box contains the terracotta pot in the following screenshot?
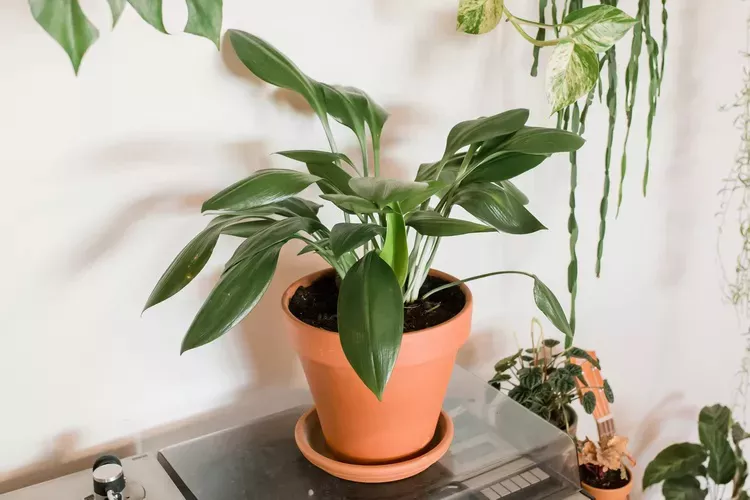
[282,268,472,464]
[581,468,633,500]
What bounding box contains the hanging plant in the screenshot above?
[456,0,668,343]
[28,0,224,73]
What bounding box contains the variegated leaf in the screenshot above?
[546,42,599,113]
[456,0,504,35]
[564,5,637,53]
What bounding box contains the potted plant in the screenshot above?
[143,30,584,473]
[578,435,635,499]
[489,319,614,435]
[644,404,750,500]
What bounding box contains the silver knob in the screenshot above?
[92,456,125,500]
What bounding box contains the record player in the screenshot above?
[1,367,589,499]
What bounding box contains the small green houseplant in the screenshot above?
[579,435,635,498]
[489,320,614,432]
[643,404,750,500]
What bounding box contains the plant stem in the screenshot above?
[373,139,381,177]
[508,13,563,29]
[504,7,566,47]
[422,270,536,300]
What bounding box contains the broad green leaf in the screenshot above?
[603,379,614,403]
[342,87,389,151]
[222,219,275,238]
[398,181,448,214]
[406,210,494,237]
[127,0,166,33]
[320,194,381,214]
[143,216,230,311]
[379,207,409,288]
[227,30,327,119]
[338,252,404,399]
[455,184,546,235]
[564,5,637,54]
[500,127,586,154]
[185,0,223,48]
[494,350,521,372]
[498,180,529,205]
[349,178,429,208]
[662,476,707,500]
[297,240,323,256]
[107,0,126,27]
[321,84,367,151]
[305,162,355,196]
[29,0,99,74]
[225,217,323,269]
[271,197,322,219]
[733,422,750,445]
[707,439,736,484]
[329,223,385,258]
[443,109,529,158]
[202,169,320,212]
[643,443,708,489]
[456,0,504,35]
[567,347,601,369]
[546,42,599,113]
[582,391,596,413]
[276,150,356,171]
[462,152,548,184]
[181,244,281,353]
[415,155,464,182]
[532,277,573,339]
[699,405,732,451]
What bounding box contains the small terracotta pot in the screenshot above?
[282,268,472,465]
[581,468,633,500]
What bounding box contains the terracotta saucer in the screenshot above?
[294,407,454,483]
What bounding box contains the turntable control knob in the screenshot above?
[92,455,126,500]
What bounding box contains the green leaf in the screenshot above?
[184,0,223,48]
[462,153,548,184]
[564,5,637,54]
[543,339,561,348]
[455,184,546,235]
[532,277,573,339]
[443,109,529,158]
[276,150,356,171]
[270,197,322,219]
[202,169,320,212]
[320,194,381,214]
[298,240,324,256]
[227,30,327,120]
[498,180,529,205]
[321,84,367,151]
[181,244,282,353]
[707,439,736,484]
[225,217,323,270]
[406,210,494,237]
[643,443,708,489]
[582,391,596,413]
[456,0,504,35]
[344,87,389,154]
[379,207,409,288]
[500,126,586,154]
[662,476,707,500]
[699,405,732,450]
[222,219,275,238]
[567,347,601,369]
[305,162,355,196]
[349,178,429,208]
[337,252,404,399]
[329,223,385,258]
[546,42,599,113]
[603,379,614,403]
[143,216,230,311]
[127,0,166,33]
[398,181,448,214]
[107,0,126,27]
[29,0,100,74]
[733,422,750,445]
[494,350,522,371]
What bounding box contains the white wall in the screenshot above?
[0,0,745,496]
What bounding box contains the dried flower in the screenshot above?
[578,435,636,480]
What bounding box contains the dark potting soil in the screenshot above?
[579,465,630,490]
[288,272,466,332]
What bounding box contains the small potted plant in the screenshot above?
[643,404,749,500]
[144,30,584,477]
[578,435,636,499]
[489,319,614,435]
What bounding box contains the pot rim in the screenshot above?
[580,465,633,492]
[280,267,473,336]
